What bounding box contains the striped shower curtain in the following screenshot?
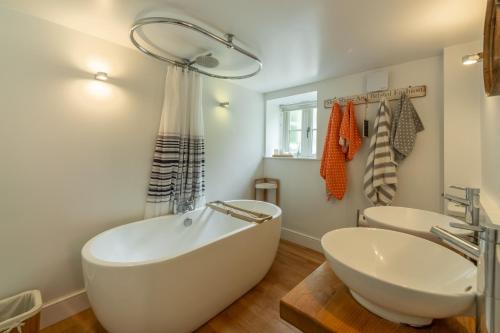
[145,66,205,217]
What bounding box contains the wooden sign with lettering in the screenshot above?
[323,85,426,109]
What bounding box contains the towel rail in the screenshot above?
[206,201,273,224]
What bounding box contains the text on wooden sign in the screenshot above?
[324,85,426,108]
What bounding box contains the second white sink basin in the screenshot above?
[363,206,471,242]
[321,227,476,327]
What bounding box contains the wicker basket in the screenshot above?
[0,290,42,333]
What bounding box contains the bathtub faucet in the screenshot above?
[176,199,195,214]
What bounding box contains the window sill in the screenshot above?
[264,156,320,161]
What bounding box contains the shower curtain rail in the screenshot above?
[130,17,262,79]
[206,201,273,224]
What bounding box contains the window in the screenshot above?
[265,91,317,159]
[280,102,317,157]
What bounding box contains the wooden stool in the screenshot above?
[254,178,280,206]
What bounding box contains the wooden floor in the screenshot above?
[41,240,325,333]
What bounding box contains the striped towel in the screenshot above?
[363,99,398,205]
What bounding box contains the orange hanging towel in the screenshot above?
[339,101,363,161]
[320,103,347,200]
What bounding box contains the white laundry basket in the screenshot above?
[0,290,42,333]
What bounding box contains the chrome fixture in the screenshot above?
[191,53,219,68]
[206,200,272,224]
[130,17,262,79]
[176,199,194,215]
[430,225,480,260]
[443,185,480,227]
[94,72,108,81]
[431,221,500,333]
[219,102,229,108]
[462,52,483,65]
[183,217,193,227]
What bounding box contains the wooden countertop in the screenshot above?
[280,262,475,333]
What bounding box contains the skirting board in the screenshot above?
[40,289,89,329]
[280,227,322,252]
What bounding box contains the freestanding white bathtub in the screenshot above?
[82,200,281,333]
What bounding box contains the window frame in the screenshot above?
[280,101,317,158]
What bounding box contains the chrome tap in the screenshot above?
[430,224,480,260]
[443,185,480,226]
[175,199,195,215]
[431,221,500,333]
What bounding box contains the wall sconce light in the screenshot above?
[94,72,109,81]
[219,102,229,108]
[462,53,483,65]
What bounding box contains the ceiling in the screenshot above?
[0,0,487,92]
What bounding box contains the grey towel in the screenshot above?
[390,93,424,161]
[364,99,398,206]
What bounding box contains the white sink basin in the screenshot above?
[363,206,471,242]
[321,227,476,327]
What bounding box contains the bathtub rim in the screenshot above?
[81,200,281,268]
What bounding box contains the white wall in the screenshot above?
[203,78,264,202]
[443,41,482,194]
[0,6,264,323]
[480,83,500,208]
[263,56,444,248]
[479,75,500,233]
[0,7,165,303]
[265,100,281,157]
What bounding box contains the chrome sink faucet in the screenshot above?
[431,222,500,333]
[443,185,480,226]
[430,223,481,260]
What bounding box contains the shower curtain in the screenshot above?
[145,66,205,218]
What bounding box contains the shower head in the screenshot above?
[194,53,219,68]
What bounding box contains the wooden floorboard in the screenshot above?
[41,240,324,333]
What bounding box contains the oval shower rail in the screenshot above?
[130,17,263,79]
